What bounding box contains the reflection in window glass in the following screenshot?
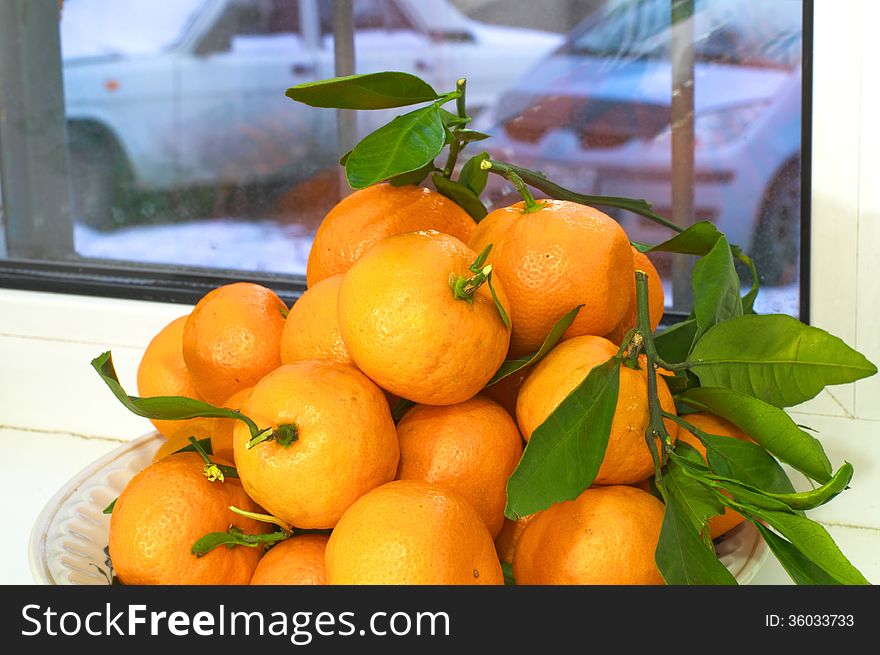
[482,0,802,316]
[2,0,802,318]
[55,0,565,277]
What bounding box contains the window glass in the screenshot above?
[481,0,803,315]
[0,0,803,317]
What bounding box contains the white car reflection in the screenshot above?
[480,0,803,285]
[60,0,562,228]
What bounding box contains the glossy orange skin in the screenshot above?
[676,412,751,539]
[249,535,329,585]
[233,360,399,529]
[337,230,511,405]
[325,480,503,585]
[108,452,266,585]
[137,315,214,438]
[605,247,665,346]
[513,485,665,585]
[469,200,633,356]
[395,396,523,537]
[306,183,477,286]
[182,282,287,405]
[516,335,678,485]
[280,274,352,365]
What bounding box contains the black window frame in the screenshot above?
[0,0,812,324]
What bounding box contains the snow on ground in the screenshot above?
[661,279,799,317]
[75,219,313,276]
[76,218,800,317]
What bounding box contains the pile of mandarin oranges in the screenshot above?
[111,182,751,585]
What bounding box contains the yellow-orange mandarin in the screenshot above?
[233,360,399,529]
[325,480,503,585]
[338,230,510,405]
[306,183,476,286]
[469,200,633,356]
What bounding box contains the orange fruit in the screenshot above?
[249,534,329,585]
[494,514,538,565]
[605,247,665,346]
[676,412,751,539]
[395,396,523,537]
[338,230,511,405]
[137,315,215,438]
[108,452,266,585]
[325,480,503,585]
[468,200,633,356]
[280,274,352,365]
[513,485,665,585]
[233,360,399,529]
[516,335,678,485]
[182,282,287,405]
[306,183,477,286]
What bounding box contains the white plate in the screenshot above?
[29,431,769,585]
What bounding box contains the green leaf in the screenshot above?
[91,351,263,437]
[486,305,583,387]
[431,172,488,221]
[733,505,869,584]
[756,462,852,511]
[654,318,698,364]
[649,221,725,255]
[754,523,842,585]
[692,235,742,341]
[688,315,878,408]
[662,372,692,395]
[346,105,446,189]
[285,71,438,109]
[191,528,289,558]
[701,433,795,494]
[172,436,214,456]
[505,357,620,519]
[737,251,760,314]
[439,108,469,128]
[677,387,832,482]
[457,129,491,143]
[487,271,511,330]
[102,498,116,515]
[387,161,436,187]
[655,458,738,585]
[458,151,490,196]
[502,562,516,586]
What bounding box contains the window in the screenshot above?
[0,0,807,320]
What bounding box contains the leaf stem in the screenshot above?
[246,423,299,450]
[188,436,238,482]
[487,160,682,232]
[635,271,673,479]
[455,78,468,121]
[481,160,544,213]
[450,264,492,301]
[441,79,469,177]
[228,506,292,534]
[443,138,462,177]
